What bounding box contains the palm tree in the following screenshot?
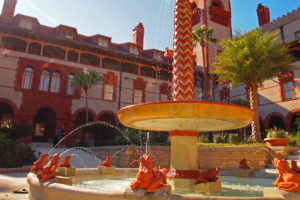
[212,28,295,142]
[192,26,217,100]
[72,70,103,124]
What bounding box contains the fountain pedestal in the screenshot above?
[167,133,199,192]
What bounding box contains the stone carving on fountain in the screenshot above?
[272,158,300,192]
[291,160,300,173]
[131,154,169,193]
[195,168,220,184]
[30,154,48,172]
[37,154,60,182]
[59,155,71,168]
[98,156,112,167]
[239,158,250,169]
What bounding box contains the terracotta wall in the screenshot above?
[89,146,297,170]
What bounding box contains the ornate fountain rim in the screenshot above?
[117,101,254,132]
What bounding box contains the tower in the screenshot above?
[1,0,18,19]
[192,0,232,100]
[132,22,144,51]
[257,3,270,27]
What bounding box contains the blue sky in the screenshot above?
[1,0,299,51]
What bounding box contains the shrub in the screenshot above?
[199,134,209,143]
[228,134,240,144]
[288,131,300,147]
[266,127,288,138]
[0,131,36,167]
[0,124,34,139]
[213,133,228,143]
[243,136,256,144]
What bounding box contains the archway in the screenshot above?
[93,113,117,143]
[0,102,14,127]
[269,116,286,130]
[33,107,56,142]
[74,111,94,144]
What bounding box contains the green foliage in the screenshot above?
[213,133,228,143]
[243,136,256,144]
[199,134,209,143]
[231,98,250,108]
[192,26,217,47]
[288,131,300,147]
[228,134,240,144]
[113,128,169,146]
[212,28,295,88]
[294,113,300,131]
[0,124,34,139]
[71,71,103,91]
[266,127,288,138]
[0,131,36,167]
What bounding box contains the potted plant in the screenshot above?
[264,127,289,146]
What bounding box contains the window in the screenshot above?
[67,74,75,95]
[98,38,108,48]
[296,31,300,40]
[50,72,61,93]
[19,19,32,29]
[22,67,34,89]
[134,89,143,104]
[283,81,294,100]
[154,52,162,61]
[103,84,114,101]
[129,46,139,55]
[39,69,50,91]
[61,29,73,39]
[160,94,169,101]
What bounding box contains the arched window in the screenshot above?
[50,72,61,93]
[22,67,34,89]
[39,69,50,91]
[67,74,75,95]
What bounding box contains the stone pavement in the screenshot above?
[0,173,28,200]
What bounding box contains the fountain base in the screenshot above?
[57,167,76,177]
[167,178,196,192]
[233,169,253,178]
[98,166,115,176]
[194,178,222,194]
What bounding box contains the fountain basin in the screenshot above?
[117,101,253,132]
[27,168,285,200]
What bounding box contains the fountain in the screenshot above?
[117,0,253,192]
[26,0,294,199]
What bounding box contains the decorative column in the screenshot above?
[167,0,199,192]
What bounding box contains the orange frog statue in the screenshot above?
[98,156,112,167]
[291,160,300,173]
[272,158,300,192]
[37,154,60,182]
[30,154,48,172]
[59,155,72,168]
[195,168,220,184]
[239,158,250,169]
[131,154,168,193]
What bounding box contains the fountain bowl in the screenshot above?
[117,101,254,132]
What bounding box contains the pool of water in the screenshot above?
[73,176,274,197]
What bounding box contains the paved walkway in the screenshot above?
[0,173,28,200]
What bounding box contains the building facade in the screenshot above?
[214,5,300,133]
[0,0,204,144]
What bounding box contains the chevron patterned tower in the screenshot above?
[167,0,199,192]
[172,0,194,101]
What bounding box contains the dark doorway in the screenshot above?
[269,116,286,130]
[74,111,94,141]
[33,107,56,142]
[0,102,14,127]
